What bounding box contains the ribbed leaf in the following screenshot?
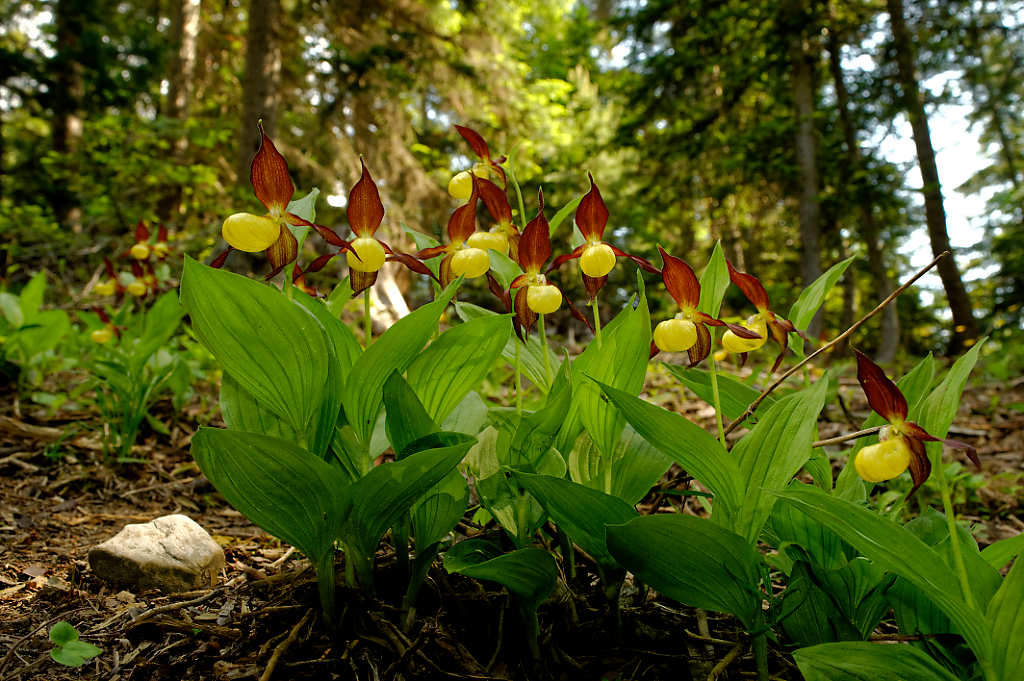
[568,426,672,503]
[987,556,1024,680]
[697,241,729,317]
[793,641,962,681]
[443,543,557,611]
[382,372,438,457]
[454,302,560,392]
[664,364,775,422]
[981,532,1024,570]
[786,256,855,356]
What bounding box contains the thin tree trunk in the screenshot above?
[237,0,282,182]
[160,0,202,220]
[827,25,900,363]
[886,0,979,354]
[787,1,823,338]
[51,0,85,231]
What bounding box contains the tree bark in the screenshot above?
[886,0,979,354]
[237,0,282,182]
[786,1,823,338]
[50,0,86,231]
[827,26,900,363]
[160,0,202,220]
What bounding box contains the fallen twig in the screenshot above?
[259,607,313,681]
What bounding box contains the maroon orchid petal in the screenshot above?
[518,190,550,270]
[312,224,351,249]
[487,272,513,313]
[439,254,455,289]
[455,124,491,160]
[508,230,520,263]
[489,161,507,188]
[609,245,659,274]
[135,221,150,243]
[582,273,607,301]
[476,177,513,228]
[305,252,336,274]
[350,269,378,295]
[548,246,584,272]
[561,287,595,333]
[738,351,749,369]
[416,245,449,259]
[769,346,788,374]
[514,286,537,339]
[902,422,981,470]
[131,260,144,279]
[658,246,701,309]
[509,273,529,290]
[387,251,438,281]
[688,323,712,367]
[905,436,931,500]
[693,311,724,327]
[447,184,479,245]
[725,322,762,339]
[649,340,660,360]
[94,306,111,324]
[210,248,232,269]
[250,121,294,211]
[727,260,771,310]
[348,159,385,237]
[854,349,909,422]
[265,227,298,276]
[157,225,168,243]
[285,212,314,228]
[575,173,609,241]
[103,258,118,280]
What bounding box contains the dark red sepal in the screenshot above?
[103,258,118,280]
[476,177,513,228]
[902,421,981,470]
[388,251,438,281]
[305,252,336,274]
[486,273,513,313]
[312,224,350,249]
[210,248,232,269]
[135,220,150,243]
[575,173,608,240]
[562,288,595,333]
[455,124,490,160]
[265,227,298,278]
[649,340,660,359]
[351,269,378,295]
[513,286,537,339]
[854,349,909,422]
[416,245,448,259]
[583,273,607,301]
[727,260,771,310]
[250,120,294,211]
[659,246,700,309]
[610,245,659,274]
[688,323,712,367]
[131,260,145,279]
[157,225,168,243]
[548,246,584,272]
[348,159,385,238]
[447,183,479,244]
[725,322,763,339]
[905,436,931,499]
[517,190,550,271]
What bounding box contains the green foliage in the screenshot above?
[49,621,101,668]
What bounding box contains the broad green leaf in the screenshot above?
[770,497,850,571]
[15,309,70,356]
[786,256,855,356]
[51,638,101,667]
[342,282,457,443]
[220,373,297,442]
[383,372,438,457]
[549,194,583,235]
[287,187,319,224]
[406,314,511,423]
[917,340,986,440]
[292,287,362,377]
[567,426,672,503]
[601,383,740,516]
[0,292,23,326]
[325,277,354,318]
[732,379,827,543]
[664,364,775,422]
[557,280,650,457]
[513,471,636,576]
[506,361,571,470]
[980,532,1024,570]
[441,391,489,435]
[776,486,991,663]
[697,241,729,317]
[454,302,559,392]
[793,641,962,681]
[780,560,863,646]
[986,555,1024,680]
[412,469,469,549]
[487,250,523,291]
[337,433,473,565]
[49,621,80,646]
[180,257,335,446]
[443,542,558,611]
[607,515,762,631]
[19,271,47,321]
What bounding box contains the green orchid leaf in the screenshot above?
[786,255,855,356]
[291,287,362,377]
[342,281,457,444]
[775,485,992,664]
[697,241,729,318]
[506,361,572,470]
[793,641,962,681]
[287,187,319,224]
[779,560,863,646]
[556,280,650,458]
[549,194,583,236]
[220,372,297,442]
[412,468,470,549]
[454,302,560,392]
[441,391,489,436]
[513,471,636,576]
[607,515,763,631]
[443,541,558,611]
[49,621,80,646]
[487,249,523,291]
[980,532,1024,570]
[180,257,336,450]
[600,382,741,517]
[986,555,1024,680]
[917,340,986,441]
[567,426,672,503]
[664,364,775,422]
[406,314,511,424]
[732,378,827,543]
[325,277,354,318]
[383,372,438,457]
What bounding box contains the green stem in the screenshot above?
[707,331,727,447]
[752,632,769,681]
[363,289,372,348]
[590,297,603,348]
[514,340,523,415]
[538,313,553,388]
[935,457,978,611]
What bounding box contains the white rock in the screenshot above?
[89,514,224,592]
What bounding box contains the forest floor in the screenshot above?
[1,368,1022,681]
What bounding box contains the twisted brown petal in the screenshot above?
[575,173,609,240]
[455,124,491,160]
[854,349,909,422]
[726,260,771,310]
[250,121,295,211]
[658,246,701,309]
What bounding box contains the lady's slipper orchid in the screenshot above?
[652,247,738,366]
[854,349,979,497]
[723,261,802,371]
[447,125,507,199]
[473,176,520,261]
[548,174,657,300]
[416,180,491,286]
[506,190,589,339]
[219,122,329,278]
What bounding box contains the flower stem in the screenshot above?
[538,313,553,388]
[590,297,603,348]
[363,289,372,348]
[707,331,727,447]
[935,456,977,611]
[514,340,523,415]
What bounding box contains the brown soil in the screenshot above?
[1,374,1021,681]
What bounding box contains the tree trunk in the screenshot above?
[886,0,979,354]
[786,1,823,338]
[827,26,900,363]
[160,0,202,220]
[51,0,86,231]
[237,0,282,182]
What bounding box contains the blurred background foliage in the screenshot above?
[1,0,1022,362]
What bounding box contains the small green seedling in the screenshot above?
[49,621,101,667]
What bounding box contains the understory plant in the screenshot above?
[181,122,1022,679]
